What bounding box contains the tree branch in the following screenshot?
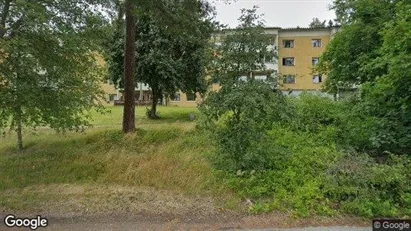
[0,0,12,37]
[5,15,24,40]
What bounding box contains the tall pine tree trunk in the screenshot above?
[149,88,159,119]
[122,0,136,133]
[15,106,23,152]
[139,82,143,101]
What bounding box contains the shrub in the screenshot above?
[198,80,292,172]
[326,152,411,217]
[287,93,346,133]
[223,126,342,217]
[201,90,411,218]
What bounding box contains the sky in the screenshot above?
[212,0,336,28]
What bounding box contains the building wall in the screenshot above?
[101,82,118,104]
[168,92,202,107]
[104,27,339,107]
[278,30,330,90]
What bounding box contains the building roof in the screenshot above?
[218,25,340,33]
[278,26,340,31]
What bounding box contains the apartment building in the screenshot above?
[167,26,340,107]
[103,26,340,106]
[278,26,339,96]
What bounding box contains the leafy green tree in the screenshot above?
[107,1,215,119]
[210,6,275,85]
[309,17,326,28]
[317,0,411,155]
[111,0,217,129]
[317,0,396,93]
[357,0,411,154]
[199,80,290,171]
[199,6,285,171]
[0,0,112,151]
[122,0,136,132]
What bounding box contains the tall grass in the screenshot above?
[0,106,237,212]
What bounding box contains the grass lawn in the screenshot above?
[89,105,199,127]
[0,106,241,216]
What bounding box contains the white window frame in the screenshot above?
[283,39,295,48]
[186,92,196,102]
[283,75,296,84]
[282,57,295,66]
[312,75,322,84]
[312,57,320,66]
[171,93,181,102]
[312,39,322,48]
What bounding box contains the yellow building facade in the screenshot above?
[278,27,338,93]
[167,26,340,106]
[103,26,340,107]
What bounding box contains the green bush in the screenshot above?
[199,80,292,172]
[224,126,342,217]
[287,93,346,133]
[326,152,411,217]
[200,91,411,218]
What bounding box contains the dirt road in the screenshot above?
[0,184,370,230]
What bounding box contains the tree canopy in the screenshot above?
[107,0,216,119]
[210,6,275,85]
[309,17,327,28]
[317,0,397,93]
[199,6,287,171]
[317,0,411,155]
[0,0,113,151]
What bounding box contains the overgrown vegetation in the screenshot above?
[318,0,411,155]
[2,0,410,222]
[199,1,411,218]
[0,107,237,212]
[201,93,411,218]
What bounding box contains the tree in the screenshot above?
[309,17,326,28]
[0,1,113,151]
[199,6,286,171]
[108,1,215,119]
[210,6,276,85]
[316,0,396,93]
[357,0,411,154]
[316,0,411,155]
[122,0,136,132]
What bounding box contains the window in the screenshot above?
[312,57,319,66]
[312,75,322,84]
[255,75,267,81]
[109,94,117,101]
[312,39,322,47]
[186,92,196,101]
[172,93,180,101]
[282,57,295,66]
[239,76,248,82]
[283,40,294,48]
[283,75,296,84]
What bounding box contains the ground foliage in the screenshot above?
[200,1,411,218]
